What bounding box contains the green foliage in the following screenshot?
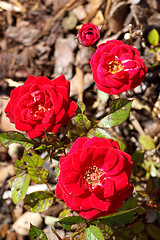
[24,191,53,212]
[98,207,142,226]
[58,216,86,230]
[118,197,138,211]
[87,127,126,151]
[62,11,77,31]
[58,209,71,219]
[0,131,35,150]
[98,99,133,128]
[87,127,112,139]
[74,113,91,135]
[35,144,52,152]
[14,152,49,184]
[76,100,86,114]
[30,224,48,240]
[55,164,60,179]
[139,134,155,150]
[85,225,104,240]
[142,159,159,178]
[132,150,144,168]
[11,174,30,204]
[146,177,154,193]
[146,223,160,240]
[21,152,49,184]
[14,159,26,175]
[148,28,159,46]
[11,152,49,205]
[137,190,149,198]
[131,221,145,234]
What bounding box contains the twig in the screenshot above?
[130,112,145,136]
[76,66,84,102]
[51,227,63,240]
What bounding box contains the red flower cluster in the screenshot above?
[5,75,77,139]
[56,137,133,220]
[90,39,147,95]
[78,22,100,47]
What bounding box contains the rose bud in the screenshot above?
[78,22,100,47]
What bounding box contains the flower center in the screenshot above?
[84,165,105,189]
[108,60,123,74]
[85,31,93,39]
[34,105,46,116]
[30,91,50,117]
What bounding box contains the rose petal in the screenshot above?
[90,193,111,211]
[55,183,63,200]
[79,209,101,220]
[111,171,129,193]
[69,137,89,155]
[52,75,70,93]
[15,119,33,131]
[103,177,115,199]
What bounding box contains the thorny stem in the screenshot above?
[64,223,87,240]
[90,46,96,53]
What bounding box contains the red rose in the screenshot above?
[90,40,148,95]
[56,136,133,220]
[78,23,100,47]
[5,75,77,139]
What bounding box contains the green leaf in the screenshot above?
[118,197,138,211]
[76,101,86,114]
[0,131,35,150]
[55,164,60,179]
[35,144,52,152]
[87,128,112,139]
[58,216,86,230]
[24,191,53,212]
[146,223,160,240]
[14,159,27,176]
[98,99,133,128]
[132,150,144,168]
[139,134,155,150]
[74,114,91,135]
[22,152,49,183]
[11,174,30,204]
[98,207,141,226]
[146,177,154,193]
[148,28,159,46]
[30,224,48,240]
[62,12,77,31]
[131,221,145,234]
[85,225,104,240]
[137,190,149,198]
[150,49,155,53]
[87,127,126,151]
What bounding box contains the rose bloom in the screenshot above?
[5,75,77,139]
[56,136,133,220]
[90,39,148,95]
[78,22,100,47]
